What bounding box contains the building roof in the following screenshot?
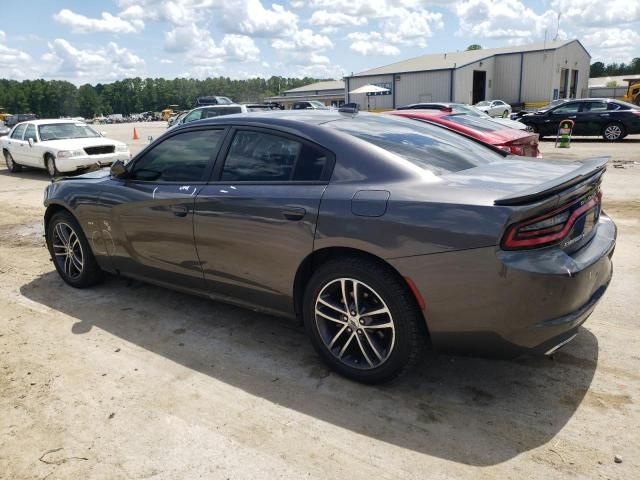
[283,80,345,93]
[349,39,583,77]
[589,74,640,87]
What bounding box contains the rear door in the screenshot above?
[102,127,227,291]
[579,100,610,135]
[194,127,334,314]
[6,123,27,163]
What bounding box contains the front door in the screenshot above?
[544,102,582,136]
[194,127,333,315]
[22,123,42,167]
[103,127,226,291]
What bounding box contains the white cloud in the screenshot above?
[347,32,400,56]
[272,28,333,51]
[582,28,640,62]
[379,7,443,48]
[41,39,145,83]
[309,10,367,27]
[53,9,139,34]
[455,0,557,40]
[160,59,173,64]
[0,30,35,79]
[221,0,298,37]
[551,0,640,27]
[221,34,260,62]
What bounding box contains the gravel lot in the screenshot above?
[1,123,638,479]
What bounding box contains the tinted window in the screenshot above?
[184,110,203,123]
[221,130,329,182]
[129,129,224,182]
[203,107,242,118]
[24,124,37,142]
[584,101,607,112]
[442,114,501,132]
[11,124,27,139]
[552,103,580,114]
[326,114,501,175]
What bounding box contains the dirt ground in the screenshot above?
[1,124,639,479]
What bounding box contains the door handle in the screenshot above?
[599,113,610,117]
[281,207,306,221]
[567,116,576,119]
[170,205,189,217]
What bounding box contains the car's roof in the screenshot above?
[180,109,352,128]
[23,119,86,126]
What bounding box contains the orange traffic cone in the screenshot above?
[132,128,140,140]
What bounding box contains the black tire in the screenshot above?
[602,122,625,142]
[46,210,103,288]
[45,154,59,178]
[3,150,22,173]
[526,123,544,140]
[303,257,426,384]
[502,110,509,118]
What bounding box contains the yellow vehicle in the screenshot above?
[0,108,11,122]
[161,105,180,121]
[623,78,640,106]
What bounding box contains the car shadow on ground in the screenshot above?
[0,168,52,181]
[21,272,599,467]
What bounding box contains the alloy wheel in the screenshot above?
[604,124,622,140]
[52,222,84,280]
[314,278,395,370]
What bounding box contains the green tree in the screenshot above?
[466,44,482,50]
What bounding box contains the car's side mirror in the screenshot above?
[110,160,128,179]
[28,138,34,147]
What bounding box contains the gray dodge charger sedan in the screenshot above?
[43,110,616,383]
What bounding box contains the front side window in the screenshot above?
[11,123,27,139]
[221,130,329,182]
[184,110,204,124]
[551,103,580,115]
[129,129,224,182]
[24,124,37,142]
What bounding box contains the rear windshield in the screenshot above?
[442,114,502,132]
[324,114,502,175]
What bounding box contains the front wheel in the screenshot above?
[45,154,59,178]
[303,257,426,384]
[46,210,103,288]
[502,110,509,118]
[602,122,625,142]
[4,150,22,173]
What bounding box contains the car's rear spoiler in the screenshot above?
[494,156,609,206]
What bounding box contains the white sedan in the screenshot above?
[474,100,512,118]
[1,119,130,177]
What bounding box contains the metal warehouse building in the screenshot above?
[266,80,346,108]
[345,39,590,110]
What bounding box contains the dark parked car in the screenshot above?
[6,113,37,127]
[520,98,640,141]
[43,111,615,383]
[195,96,233,107]
[510,99,569,120]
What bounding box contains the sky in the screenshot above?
[0,0,638,85]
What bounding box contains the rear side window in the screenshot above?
[442,114,500,132]
[11,124,26,139]
[325,114,501,175]
[204,107,242,118]
[584,101,607,112]
[221,130,329,182]
[129,129,224,182]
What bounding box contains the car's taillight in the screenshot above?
[496,144,528,156]
[502,189,602,250]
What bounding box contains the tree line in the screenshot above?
[590,58,640,78]
[0,76,324,118]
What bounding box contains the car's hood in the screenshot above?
[42,137,125,150]
[54,167,112,183]
[488,118,527,130]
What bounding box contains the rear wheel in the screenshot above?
[46,210,103,288]
[602,122,625,142]
[45,154,59,177]
[303,257,426,384]
[3,150,22,173]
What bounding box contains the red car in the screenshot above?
[388,109,541,158]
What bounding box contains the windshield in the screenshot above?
[38,123,100,141]
[324,114,501,175]
[475,101,491,107]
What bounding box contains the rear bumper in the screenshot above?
[56,153,131,173]
[389,213,616,358]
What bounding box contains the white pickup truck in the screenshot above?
[1,119,130,177]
